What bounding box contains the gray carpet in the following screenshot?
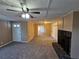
[0,42,59,59]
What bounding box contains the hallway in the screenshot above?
[0,41,58,59]
[31,35,56,46]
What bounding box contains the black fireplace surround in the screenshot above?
[58,30,72,56]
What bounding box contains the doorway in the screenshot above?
[38,25,45,36]
[12,23,22,42]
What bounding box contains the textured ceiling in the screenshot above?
[0,0,79,21]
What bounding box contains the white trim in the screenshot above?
[0,41,13,48]
[13,41,28,43]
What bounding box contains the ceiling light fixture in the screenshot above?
[21,13,30,19]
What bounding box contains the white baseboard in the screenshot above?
[0,41,13,48]
[13,41,28,43]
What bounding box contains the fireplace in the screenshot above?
[58,30,72,56]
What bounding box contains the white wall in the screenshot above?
[71,12,79,59]
[21,22,28,42]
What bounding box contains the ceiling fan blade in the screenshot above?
[6,9,19,12]
[30,14,34,18]
[30,12,40,14]
[29,8,48,11]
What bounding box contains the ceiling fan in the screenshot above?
[6,3,40,19]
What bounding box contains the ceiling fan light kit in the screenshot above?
[21,13,30,19]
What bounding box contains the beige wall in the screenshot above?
[44,23,52,36]
[27,21,35,42]
[63,12,73,31]
[51,22,58,42]
[51,17,63,42]
[0,21,12,46]
[34,23,38,37]
[57,17,63,30]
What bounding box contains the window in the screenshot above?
[38,25,45,35]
